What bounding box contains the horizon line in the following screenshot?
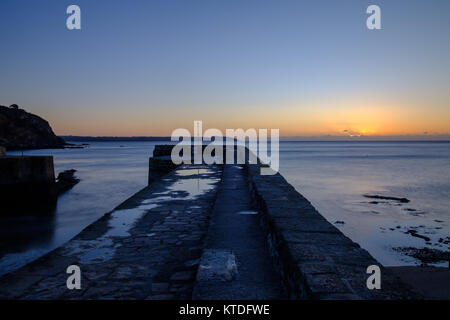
[60,134,450,142]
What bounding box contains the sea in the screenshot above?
[0,141,449,276]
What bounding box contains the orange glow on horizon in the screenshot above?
[48,99,450,138]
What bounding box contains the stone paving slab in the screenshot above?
[0,165,222,300]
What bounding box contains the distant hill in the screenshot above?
[61,136,172,142]
[0,104,65,150]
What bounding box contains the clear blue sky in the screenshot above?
[0,0,449,136]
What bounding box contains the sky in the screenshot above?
[0,0,449,138]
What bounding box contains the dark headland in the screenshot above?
[0,104,79,210]
[0,104,65,150]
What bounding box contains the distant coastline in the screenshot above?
[61,136,172,142]
[59,135,450,143]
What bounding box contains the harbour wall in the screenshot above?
[246,164,417,299]
[0,156,57,211]
[148,145,417,299]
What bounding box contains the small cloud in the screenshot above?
[343,129,362,137]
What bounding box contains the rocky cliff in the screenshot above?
[0,104,65,150]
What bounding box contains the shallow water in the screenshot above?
[279,141,450,266]
[0,141,449,276]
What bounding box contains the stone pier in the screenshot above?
[0,145,418,299]
[246,164,418,299]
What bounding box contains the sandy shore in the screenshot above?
[386,266,450,300]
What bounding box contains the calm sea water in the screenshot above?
[279,141,450,266]
[0,141,449,276]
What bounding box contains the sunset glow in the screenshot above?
[0,1,449,139]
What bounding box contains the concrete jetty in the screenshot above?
[0,146,418,299]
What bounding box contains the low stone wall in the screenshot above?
[148,156,178,184]
[148,146,180,184]
[152,144,255,164]
[148,144,241,185]
[152,145,176,157]
[246,164,419,300]
[0,156,57,211]
[0,156,55,184]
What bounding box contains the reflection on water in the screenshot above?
[0,206,57,253]
[0,209,57,271]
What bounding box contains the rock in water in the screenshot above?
[363,194,410,203]
[0,104,65,150]
[56,169,80,194]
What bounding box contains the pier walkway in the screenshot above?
[193,165,286,299]
[0,165,222,299]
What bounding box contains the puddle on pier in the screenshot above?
[143,167,220,201]
[236,211,258,215]
[176,168,215,176]
[63,166,220,264]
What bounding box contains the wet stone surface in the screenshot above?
[0,165,222,300]
[193,165,286,300]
